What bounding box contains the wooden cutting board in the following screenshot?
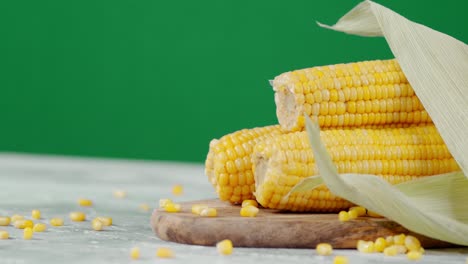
[151,199,452,249]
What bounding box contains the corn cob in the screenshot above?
[272,59,432,131]
[253,124,460,212]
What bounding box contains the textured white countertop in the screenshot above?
[0,153,467,264]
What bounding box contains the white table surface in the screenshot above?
[0,153,467,264]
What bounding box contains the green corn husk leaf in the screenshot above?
[302,117,468,246]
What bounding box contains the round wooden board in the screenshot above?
[151,199,453,249]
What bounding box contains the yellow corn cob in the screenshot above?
[253,124,460,212]
[272,59,432,131]
[205,125,284,203]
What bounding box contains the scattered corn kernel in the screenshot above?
[33,223,47,232]
[350,206,366,216]
[96,217,113,226]
[419,247,425,254]
[14,219,34,229]
[367,210,383,218]
[216,239,233,255]
[139,203,150,212]
[130,247,140,260]
[348,209,358,219]
[92,218,104,231]
[172,184,183,196]
[23,227,33,240]
[156,247,174,258]
[0,216,10,226]
[200,208,217,217]
[357,241,374,253]
[395,245,408,254]
[50,218,64,226]
[0,230,9,239]
[69,212,86,222]
[385,235,394,246]
[393,234,406,245]
[11,214,24,222]
[407,250,422,260]
[159,198,173,208]
[374,237,387,252]
[241,200,258,208]
[316,243,333,256]
[333,256,349,264]
[383,245,398,256]
[338,211,350,222]
[191,204,209,215]
[240,205,259,217]
[31,210,41,219]
[164,203,182,213]
[78,198,93,207]
[404,235,421,251]
[113,190,127,199]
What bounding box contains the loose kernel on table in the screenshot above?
[0,230,9,239]
[385,235,394,246]
[349,206,366,216]
[191,204,208,215]
[338,211,350,222]
[96,217,112,226]
[156,247,174,258]
[200,208,217,217]
[113,190,127,199]
[69,212,86,222]
[23,227,33,240]
[11,215,24,223]
[172,184,183,196]
[240,206,259,217]
[130,247,140,260]
[33,223,47,232]
[334,256,349,264]
[14,219,34,229]
[404,235,421,251]
[164,203,181,213]
[241,200,258,208]
[316,243,333,256]
[31,209,41,219]
[92,218,103,231]
[0,216,10,226]
[216,239,233,255]
[383,245,398,256]
[407,250,423,261]
[78,198,93,207]
[374,237,387,252]
[50,218,64,226]
[357,240,374,253]
[159,198,173,208]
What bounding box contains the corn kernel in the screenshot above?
[31,210,41,219]
[200,208,217,217]
[156,247,174,258]
[419,247,425,254]
[50,218,64,226]
[0,216,10,226]
[130,247,140,260]
[159,198,173,208]
[357,241,374,253]
[113,190,127,199]
[69,212,86,222]
[172,184,183,196]
[384,245,398,256]
[404,235,421,251]
[348,209,358,219]
[164,203,181,213]
[394,245,408,254]
[33,223,47,232]
[78,198,93,207]
[407,250,422,260]
[96,217,112,226]
[316,243,333,256]
[11,214,24,222]
[240,206,259,217]
[241,200,258,208]
[14,219,34,229]
[394,234,406,245]
[333,256,349,264]
[385,235,394,246]
[0,230,9,239]
[374,237,387,252]
[23,227,33,240]
[367,210,383,218]
[216,239,233,255]
[92,218,103,231]
[349,206,366,216]
[139,203,150,212]
[338,211,350,222]
[191,204,209,215]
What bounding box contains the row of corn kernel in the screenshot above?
[357,234,423,260]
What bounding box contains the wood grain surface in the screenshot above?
[151,199,453,249]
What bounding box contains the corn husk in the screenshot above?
[288,0,468,245]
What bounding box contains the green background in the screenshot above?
[1,0,466,163]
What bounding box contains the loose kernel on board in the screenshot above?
[191,204,209,215]
[11,215,24,223]
[0,216,10,226]
[407,250,423,261]
[50,218,64,226]
[172,184,183,196]
[14,219,34,229]
[139,203,150,212]
[348,209,358,220]
[156,247,174,258]
[404,235,421,251]
[31,210,41,219]
[33,223,47,232]
[92,218,104,231]
[0,230,9,239]
[240,206,259,217]
[316,243,333,256]
[216,239,233,255]
[69,212,86,222]
[78,198,93,207]
[349,206,366,216]
[241,200,258,208]
[338,211,350,222]
[200,208,217,217]
[374,237,387,252]
[23,227,33,240]
[334,256,349,264]
[164,203,181,213]
[159,198,173,208]
[96,217,112,226]
[130,247,140,260]
[113,190,127,199]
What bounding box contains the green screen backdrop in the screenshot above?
[1,0,466,163]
